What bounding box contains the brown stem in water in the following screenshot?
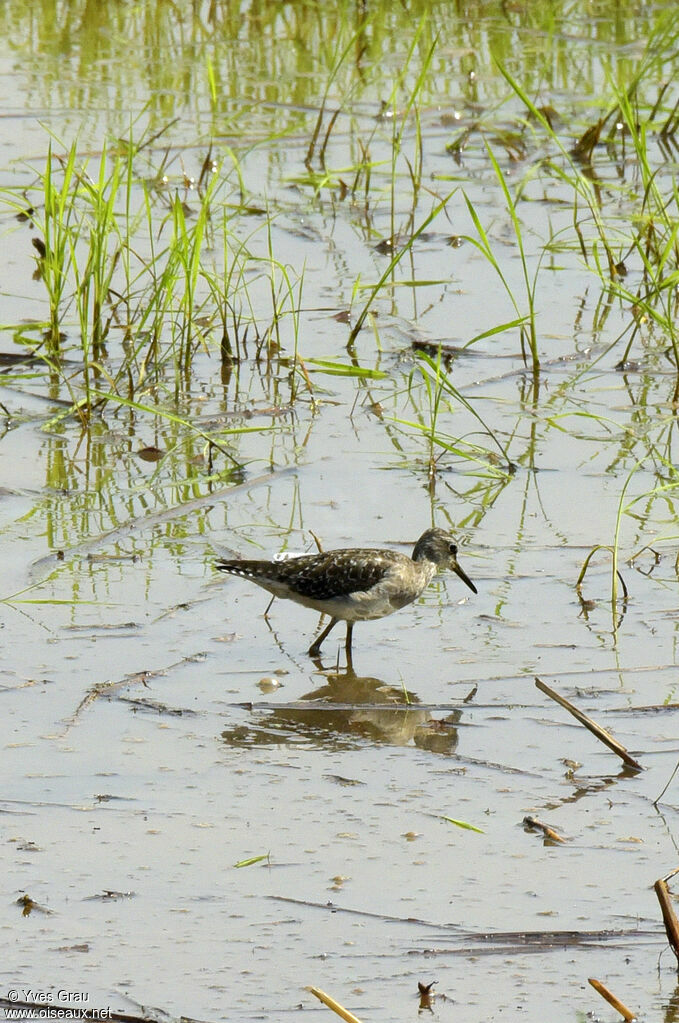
[654,876,679,967]
[307,987,364,1023]
[588,978,637,1021]
[535,677,643,771]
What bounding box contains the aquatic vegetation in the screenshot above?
[2,5,679,1018]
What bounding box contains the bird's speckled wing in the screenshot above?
[217,549,402,601]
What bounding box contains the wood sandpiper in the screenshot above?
[216,527,476,658]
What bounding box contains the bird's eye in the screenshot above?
[449,542,457,555]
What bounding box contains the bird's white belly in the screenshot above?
[297,578,421,622]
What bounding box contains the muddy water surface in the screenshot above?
[2,3,679,1022]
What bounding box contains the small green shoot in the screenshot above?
[441,815,484,834]
[234,853,271,868]
[306,359,387,379]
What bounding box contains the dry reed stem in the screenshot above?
[535,677,643,771]
[588,978,637,1021]
[654,877,679,965]
[308,987,364,1023]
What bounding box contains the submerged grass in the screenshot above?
[1,4,678,508]
[577,456,679,633]
[349,191,456,344]
[496,22,679,385]
[389,346,515,487]
[1,127,306,460]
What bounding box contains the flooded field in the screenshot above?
[2,2,679,1021]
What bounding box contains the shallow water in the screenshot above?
[2,3,679,1021]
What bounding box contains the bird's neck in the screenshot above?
[415,559,438,585]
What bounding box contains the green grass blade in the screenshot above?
[441,815,484,834]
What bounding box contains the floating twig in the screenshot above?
[588,977,637,1021]
[535,677,643,771]
[523,815,567,843]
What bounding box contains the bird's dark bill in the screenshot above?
[453,561,477,594]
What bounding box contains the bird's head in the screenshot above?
[412,528,477,593]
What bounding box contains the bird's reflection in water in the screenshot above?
[221,665,461,754]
